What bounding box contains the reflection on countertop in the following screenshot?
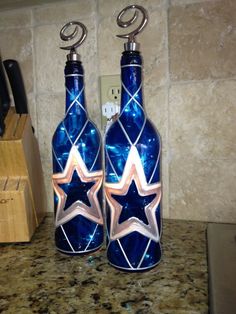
[0,215,208,313]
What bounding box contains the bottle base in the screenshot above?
[108,256,162,272]
[56,244,103,256]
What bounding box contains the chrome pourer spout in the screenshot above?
[60,21,87,61]
[116,5,148,51]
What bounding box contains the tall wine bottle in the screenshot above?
[52,21,103,254]
[105,5,162,271]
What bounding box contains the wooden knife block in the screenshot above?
[0,108,46,242]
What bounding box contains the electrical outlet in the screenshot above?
[100,75,121,133]
[108,86,120,102]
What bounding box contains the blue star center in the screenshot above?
[59,170,95,210]
[112,180,156,225]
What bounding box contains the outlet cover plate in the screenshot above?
[100,75,121,133]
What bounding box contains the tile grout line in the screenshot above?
[96,0,102,130]
[0,0,87,15]
[31,7,38,137]
[0,25,30,30]
[170,76,236,86]
[0,1,94,29]
[166,0,171,220]
[35,91,65,97]
[94,0,100,129]
[143,74,236,92]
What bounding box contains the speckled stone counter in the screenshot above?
[0,215,208,313]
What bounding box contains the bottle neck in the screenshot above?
[64,60,86,113]
[120,51,143,113]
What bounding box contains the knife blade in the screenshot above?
[3,59,28,114]
[4,59,35,133]
[0,57,11,115]
[0,99,5,136]
[0,57,11,136]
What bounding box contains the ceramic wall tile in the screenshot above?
[0,0,65,11]
[41,157,54,212]
[98,15,121,75]
[145,86,169,217]
[90,107,102,131]
[36,92,64,211]
[0,28,33,93]
[169,80,236,160]
[27,93,37,134]
[0,9,31,28]
[98,1,168,87]
[170,157,236,223]
[36,92,64,161]
[170,0,215,5]
[34,24,68,94]
[162,152,169,219]
[145,86,168,154]
[34,18,98,107]
[0,0,235,223]
[169,0,236,80]
[98,0,165,18]
[142,9,168,88]
[33,0,96,26]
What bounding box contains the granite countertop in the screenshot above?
[0,215,208,314]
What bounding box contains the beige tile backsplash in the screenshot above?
[169,80,236,160]
[170,158,236,223]
[0,0,235,223]
[169,0,236,80]
[33,0,96,25]
[0,28,33,93]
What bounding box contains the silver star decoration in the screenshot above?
[52,145,103,227]
[105,145,161,242]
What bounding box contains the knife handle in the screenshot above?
[0,100,5,136]
[0,118,5,137]
[3,59,28,114]
[0,92,5,136]
[0,59,10,116]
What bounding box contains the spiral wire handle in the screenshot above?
[116,4,148,48]
[60,21,87,51]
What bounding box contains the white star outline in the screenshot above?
[105,145,161,243]
[52,145,103,227]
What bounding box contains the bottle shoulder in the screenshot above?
[104,119,121,143]
[87,118,102,137]
[145,117,161,140]
[52,115,102,146]
[52,119,64,141]
[105,117,161,144]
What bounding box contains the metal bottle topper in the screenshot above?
[60,21,87,61]
[116,5,148,51]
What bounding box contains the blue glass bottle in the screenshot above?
[104,7,162,271]
[52,22,103,255]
